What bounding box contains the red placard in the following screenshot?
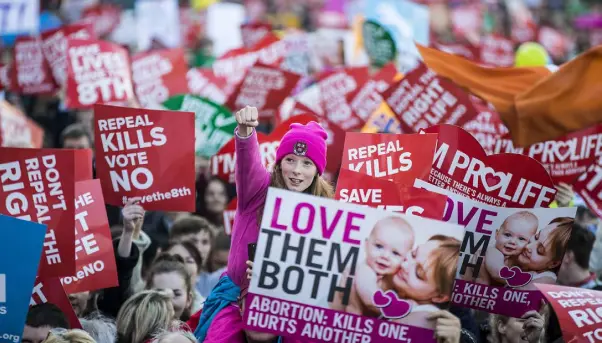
[433,41,480,62]
[65,39,135,109]
[317,67,370,131]
[13,37,57,95]
[223,197,237,235]
[186,68,230,105]
[493,125,602,184]
[132,48,190,108]
[424,124,556,208]
[41,23,95,86]
[335,168,447,220]
[319,118,346,180]
[346,62,397,126]
[211,113,316,183]
[225,63,301,119]
[340,132,438,187]
[0,148,75,277]
[94,105,196,211]
[74,149,93,182]
[535,283,602,343]
[575,163,602,220]
[213,33,287,89]
[462,97,509,155]
[81,5,121,37]
[241,22,272,48]
[479,34,515,67]
[31,277,81,329]
[60,180,118,294]
[383,63,478,133]
[0,100,44,148]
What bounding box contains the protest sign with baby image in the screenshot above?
[244,187,465,342]
[415,179,577,318]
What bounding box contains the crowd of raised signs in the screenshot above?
[2,0,602,343]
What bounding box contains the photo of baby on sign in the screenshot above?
[414,179,577,318]
[329,216,461,330]
[244,187,466,343]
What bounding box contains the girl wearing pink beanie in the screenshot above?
[196,106,333,343]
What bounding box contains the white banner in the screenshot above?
[135,0,180,51]
[0,0,39,35]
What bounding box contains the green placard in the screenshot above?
[163,94,237,158]
[362,19,397,68]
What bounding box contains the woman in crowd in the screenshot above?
[195,106,334,342]
[516,217,573,289]
[163,241,205,312]
[489,309,547,343]
[196,176,231,230]
[43,329,96,343]
[116,290,177,343]
[146,254,195,321]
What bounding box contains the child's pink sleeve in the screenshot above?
[234,128,270,213]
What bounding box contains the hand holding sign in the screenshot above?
[122,200,145,237]
[519,305,546,343]
[235,106,259,138]
[427,311,461,343]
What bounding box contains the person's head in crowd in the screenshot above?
[196,177,230,227]
[576,205,599,233]
[391,235,460,306]
[23,303,70,343]
[146,254,194,321]
[209,231,231,271]
[489,310,547,343]
[271,121,334,197]
[169,216,215,271]
[68,291,90,317]
[517,217,573,273]
[79,315,116,343]
[558,223,596,286]
[163,241,203,283]
[151,330,197,343]
[60,123,92,150]
[42,329,95,343]
[116,290,175,343]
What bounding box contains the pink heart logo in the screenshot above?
[499,266,515,279]
[372,290,412,319]
[499,266,532,288]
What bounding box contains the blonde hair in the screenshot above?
[151,330,197,343]
[427,235,461,299]
[43,330,95,343]
[116,290,174,343]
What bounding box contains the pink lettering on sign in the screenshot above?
[425,124,556,208]
[269,196,363,245]
[383,63,478,133]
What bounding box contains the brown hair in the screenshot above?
[547,217,574,268]
[169,215,216,240]
[427,235,461,299]
[145,254,193,321]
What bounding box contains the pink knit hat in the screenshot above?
[276,121,328,175]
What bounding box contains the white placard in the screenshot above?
[135,0,180,51]
[0,0,39,35]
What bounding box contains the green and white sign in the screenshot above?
[163,94,237,158]
[363,19,396,68]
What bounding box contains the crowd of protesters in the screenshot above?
[4,0,602,343]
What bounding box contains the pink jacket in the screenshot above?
[228,128,271,288]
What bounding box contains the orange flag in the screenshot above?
[417,44,602,147]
